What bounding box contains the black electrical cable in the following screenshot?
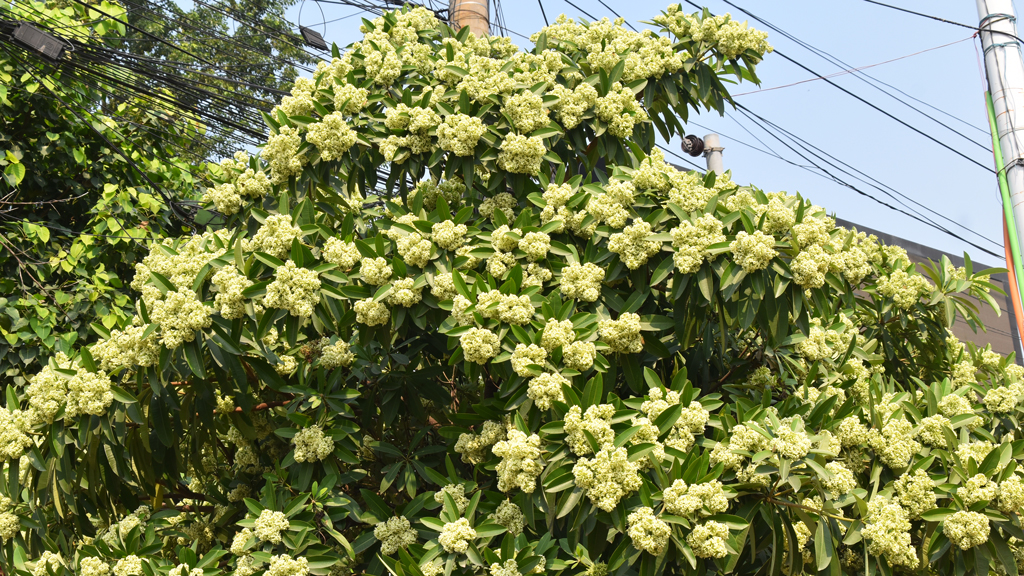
[561,0,600,22]
[595,0,638,32]
[537,0,549,26]
[681,0,996,175]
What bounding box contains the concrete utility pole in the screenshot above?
[978,0,1024,251]
[704,133,724,175]
[449,0,489,36]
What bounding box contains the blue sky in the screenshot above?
[284,0,1009,265]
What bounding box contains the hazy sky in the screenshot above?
[283,0,1011,265]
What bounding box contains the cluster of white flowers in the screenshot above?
[230,528,253,555]
[320,339,355,369]
[915,414,950,448]
[354,298,390,326]
[654,7,772,59]
[266,555,308,576]
[956,440,996,467]
[599,313,643,353]
[511,344,547,377]
[432,220,469,251]
[688,521,731,559]
[560,262,604,302]
[573,446,642,511]
[395,231,434,269]
[730,230,776,272]
[943,510,990,550]
[451,295,475,325]
[384,104,440,133]
[608,221,661,270]
[307,112,358,161]
[359,257,393,286]
[502,92,550,134]
[262,126,305,184]
[431,273,458,301]
[489,560,522,576]
[244,215,303,259]
[564,404,615,455]
[32,551,63,576]
[958,473,998,507]
[276,77,315,117]
[892,470,935,519]
[671,215,726,273]
[492,429,543,493]
[150,288,213,349]
[641,388,708,452]
[479,192,518,223]
[131,231,227,305]
[492,500,525,535]
[331,82,369,113]
[497,134,546,174]
[541,319,575,350]
[1000,476,1024,513]
[563,341,597,371]
[709,424,770,485]
[985,382,1023,413]
[769,416,813,460]
[527,372,568,409]
[437,114,486,156]
[292,425,334,462]
[663,480,729,517]
[79,558,109,576]
[438,518,476,554]
[594,83,648,137]
[211,266,253,319]
[387,278,424,307]
[434,484,470,513]
[89,322,160,372]
[462,328,501,364]
[203,182,244,215]
[455,420,506,464]
[518,231,551,261]
[822,462,858,499]
[373,516,417,555]
[548,83,598,128]
[263,261,321,317]
[626,507,670,555]
[112,556,142,576]
[254,510,290,544]
[877,269,933,310]
[862,497,918,568]
[0,496,19,540]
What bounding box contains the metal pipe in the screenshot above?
[703,133,724,175]
[449,0,489,36]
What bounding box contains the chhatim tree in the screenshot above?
[1,5,1018,576]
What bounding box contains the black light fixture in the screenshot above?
[299,26,328,51]
[12,23,67,61]
[681,134,705,157]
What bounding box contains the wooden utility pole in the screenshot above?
[449,0,489,36]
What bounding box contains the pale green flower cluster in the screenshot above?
[203,182,243,215]
[893,470,935,519]
[548,83,598,129]
[434,484,470,513]
[511,344,547,377]
[276,77,316,117]
[560,262,605,301]
[654,6,773,59]
[432,220,469,251]
[354,298,389,326]
[573,446,642,511]
[332,83,369,114]
[916,414,950,448]
[292,425,334,462]
[626,507,670,555]
[956,440,995,466]
[254,510,289,544]
[431,273,458,301]
[112,555,142,576]
[564,404,615,455]
[320,339,355,369]
[492,501,524,535]
[436,114,486,156]
[958,473,998,507]
[640,387,708,452]
[360,257,393,286]
[262,126,305,184]
[541,319,576,350]
[230,528,253,555]
[244,214,303,259]
[212,266,253,320]
[985,382,1023,413]
[479,193,517,223]
[438,518,476,554]
[823,462,857,498]
[32,551,63,576]
[687,521,730,559]
[89,323,159,372]
[306,112,358,162]
[710,424,770,485]
[149,288,212,349]
[502,92,550,134]
[527,372,568,409]
[387,278,423,308]
[563,341,596,371]
[455,421,505,464]
[489,560,521,576]
[266,555,308,576]
[518,231,551,261]
[384,104,441,133]
[862,498,918,568]
[461,328,501,364]
[730,230,776,273]
[587,181,635,229]
[497,134,546,174]
[670,214,726,273]
[131,231,228,304]
[79,558,109,576]
[491,225,521,252]
[263,261,321,318]
[492,429,543,493]
[373,516,417,555]
[594,83,648,138]
[938,393,975,420]
[943,510,989,550]
[608,221,660,269]
[0,496,19,540]
[599,313,643,354]
[877,269,933,310]
[999,476,1024,513]
[663,480,728,517]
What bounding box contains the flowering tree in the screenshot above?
[1,5,1017,576]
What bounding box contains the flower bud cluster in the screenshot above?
[212,266,253,320]
[626,507,670,555]
[608,221,660,270]
[492,429,543,493]
[560,262,605,301]
[671,214,726,273]
[307,112,358,161]
[461,328,501,364]
[527,372,568,409]
[263,261,321,318]
[244,215,303,259]
[455,421,506,464]
[354,298,390,326]
[573,446,642,511]
[599,313,643,354]
[511,344,547,376]
[564,404,615,455]
[292,425,334,462]
[373,516,417,555]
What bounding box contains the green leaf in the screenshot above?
[918,508,955,522]
[109,385,137,404]
[4,162,25,185]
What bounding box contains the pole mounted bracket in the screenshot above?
[681,134,705,157]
